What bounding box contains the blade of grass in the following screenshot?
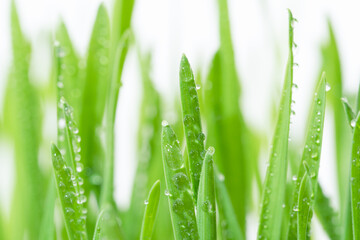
[297,170,312,240]
[140,180,161,240]
[161,122,198,240]
[257,10,294,240]
[197,147,216,239]
[179,54,206,200]
[39,178,56,240]
[341,98,356,130]
[93,205,124,240]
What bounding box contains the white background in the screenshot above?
[1,0,360,238]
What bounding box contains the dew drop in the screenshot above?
[196,84,201,90]
[162,120,169,127]
[326,83,331,92]
[351,119,356,128]
[144,200,149,205]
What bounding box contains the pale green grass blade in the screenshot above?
[179,54,206,200]
[4,2,43,239]
[215,170,244,240]
[350,113,360,239]
[140,180,161,240]
[93,205,124,240]
[161,122,198,240]
[51,144,88,240]
[80,3,110,200]
[112,0,135,46]
[341,98,356,130]
[297,170,312,240]
[257,10,294,240]
[39,179,56,240]
[197,147,216,239]
[315,185,340,239]
[288,72,326,238]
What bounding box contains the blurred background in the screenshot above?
[1,0,360,238]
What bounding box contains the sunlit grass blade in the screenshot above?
[297,170,312,240]
[112,0,135,47]
[215,170,244,240]
[161,122,198,239]
[314,185,340,239]
[341,98,356,130]
[179,54,206,200]
[39,179,56,240]
[51,144,88,240]
[350,113,360,239]
[93,205,124,240]
[197,147,216,239]
[257,10,294,240]
[288,72,326,238]
[80,3,110,200]
[140,180,161,240]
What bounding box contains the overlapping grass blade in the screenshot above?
[51,144,88,240]
[179,54,206,199]
[215,170,244,240]
[297,170,312,240]
[79,3,110,200]
[288,72,326,238]
[197,147,216,239]
[257,10,294,240]
[93,205,124,240]
[112,0,135,47]
[39,179,56,240]
[3,1,43,239]
[161,122,198,239]
[140,180,161,240]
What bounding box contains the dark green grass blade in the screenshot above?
[350,113,360,239]
[257,10,294,240]
[297,171,313,240]
[79,3,110,200]
[215,170,244,240]
[197,147,216,239]
[93,205,124,240]
[140,180,161,240]
[288,72,326,238]
[161,122,198,240]
[39,178,56,240]
[4,2,43,239]
[179,54,206,200]
[51,144,88,240]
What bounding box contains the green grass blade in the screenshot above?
[51,144,88,240]
[39,179,56,240]
[341,98,356,130]
[297,170,312,240]
[112,0,135,46]
[215,170,244,240]
[179,54,206,200]
[80,3,110,200]
[288,72,326,238]
[197,147,216,239]
[161,122,198,240]
[350,113,360,239]
[314,185,340,240]
[140,180,161,240]
[93,205,124,240]
[257,10,294,240]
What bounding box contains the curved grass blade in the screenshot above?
[93,205,124,240]
[161,122,198,240]
[140,180,161,240]
[80,3,110,200]
[51,144,88,240]
[112,0,135,46]
[179,54,206,200]
[215,169,244,240]
[287,72,326,238]
[197,147,216,239]
[257,10,294,240]
[297,170,313,240]
[350,113,360,239]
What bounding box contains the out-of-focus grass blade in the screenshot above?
[288,73,326,238]
[215,170,244,240]
[51,144,88,240]
[93,205,124,240]
[161,122,198,239]
[315,185,340,239]
[140,180,161,240]
[197,147,216,239]
[297,170,312,240]
[179,54,206,200]
[4,1,43,239]
[80,3,110,200]
[112,0,135,46]
[257,10,294,240]
[39,179,56,240]
[350,113,360,239]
